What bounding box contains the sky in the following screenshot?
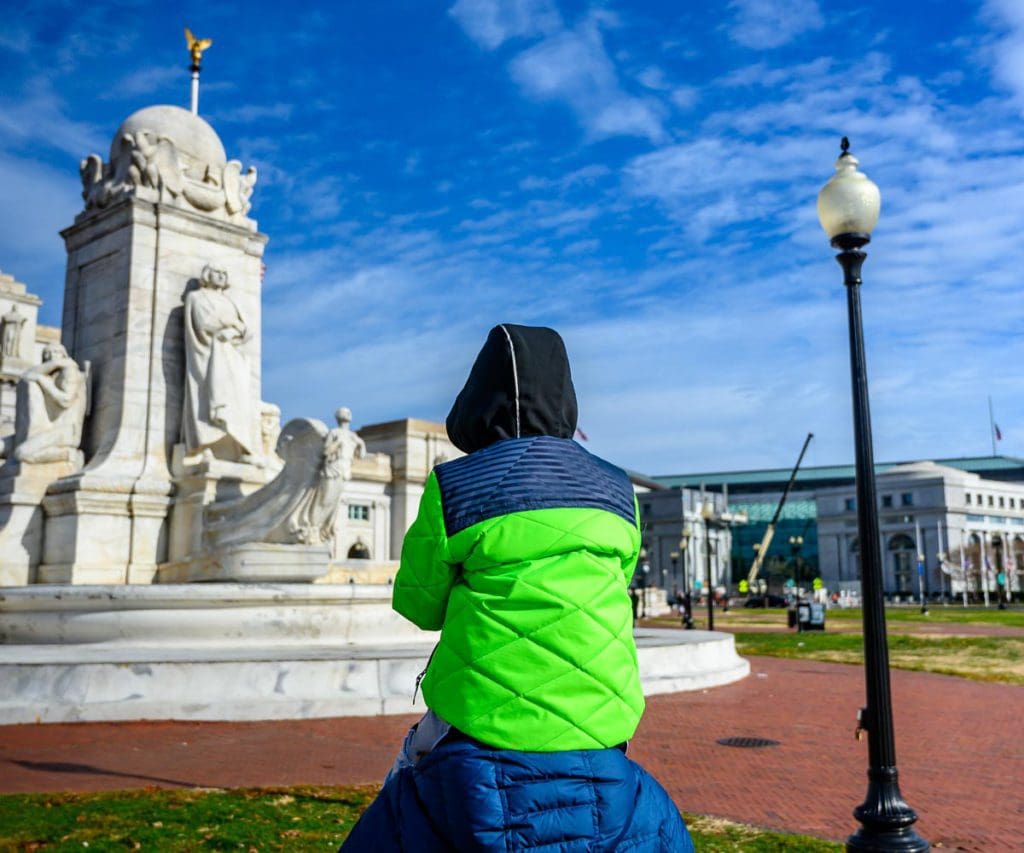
[3,0,1024,476]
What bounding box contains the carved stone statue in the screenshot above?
[1,304,26,358]
[182,265,255,460]
[287,407,366,543]
[204,418,355,550]
[327,407,366,481]
[79,109,258,225]
[13,344,88,465]
[260,402,282,459]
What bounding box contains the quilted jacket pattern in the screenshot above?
[340,739,694,852]
[392,435,644,752]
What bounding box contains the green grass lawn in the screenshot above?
[734,631,1024,684]
[0,787,842,852]
[823,606,1024,628]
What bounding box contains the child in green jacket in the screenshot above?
[391,323,643,759]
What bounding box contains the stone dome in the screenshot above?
[112,105,226,165]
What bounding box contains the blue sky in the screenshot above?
[3,0,1024,475]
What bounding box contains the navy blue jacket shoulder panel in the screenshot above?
[434,436,637,536]
[340,741,693,852]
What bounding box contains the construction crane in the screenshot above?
[746,432,814,587]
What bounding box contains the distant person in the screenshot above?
[342,324,692,851]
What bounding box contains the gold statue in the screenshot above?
[184,27,213,66]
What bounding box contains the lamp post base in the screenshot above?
[846,771,929,852]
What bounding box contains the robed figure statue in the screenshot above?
[13,343,88,465]
[182,265,256,460]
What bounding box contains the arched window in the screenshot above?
[888,534,915,594]
[348,541,371,560]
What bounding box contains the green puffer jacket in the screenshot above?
[393,443,643,751]
[392,323,644,752]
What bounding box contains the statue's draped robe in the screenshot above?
[182,288,255,456]
[15,358,87,463]
[289,426,362,544]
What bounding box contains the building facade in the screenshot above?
[637,489,737,599]
[653,456,1024,599]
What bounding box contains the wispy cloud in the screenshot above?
[982,0,1024,104]
[451,2,666,143]
[209,102,294,124]
[0,82,104,159]
[449,0,562,49]
[727,0,824,50]
[508,15,666,142]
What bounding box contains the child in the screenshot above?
[342,324,690,852]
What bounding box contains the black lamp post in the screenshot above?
[701,499,716,630]
[680,528,695,629]
[818,138,928,852]
[789,535,804,590]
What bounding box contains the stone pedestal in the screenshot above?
[0,459,80,585]
[156,543,332,583]
[166,445,269,564]
[43,176,266,581]
[38,473,172,584]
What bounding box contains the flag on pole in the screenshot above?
[574,427,589,442]
[994,423,1003,441]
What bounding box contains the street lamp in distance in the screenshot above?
[700,499,716,630]
[789,535,804,591]
[679,527,695,629]
[818,137,928,853]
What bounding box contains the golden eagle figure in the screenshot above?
[184,27,213,66]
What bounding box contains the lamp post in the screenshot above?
[680,528,695,629]
[701,499,716,630]
[818,138,928,852]
[789,535,804,591]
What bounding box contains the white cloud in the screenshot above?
[983,0,1024,104]
[0,83,104,159]
[727,0,824,50]
[670,86,699,111]
[449,0,562,49]
[509,17,665,142]
[209,103,294,124]
[112,65,183,99]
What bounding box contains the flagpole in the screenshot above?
[989,396,997,456]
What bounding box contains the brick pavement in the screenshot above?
[1,657,1021,850]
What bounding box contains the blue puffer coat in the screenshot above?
[341,739,694,852]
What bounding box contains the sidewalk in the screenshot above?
[1,656,1021,851]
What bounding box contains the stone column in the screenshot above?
[36,105,267,584]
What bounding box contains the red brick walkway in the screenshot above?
[1,657,1021,851]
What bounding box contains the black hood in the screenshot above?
[446,324,578,454]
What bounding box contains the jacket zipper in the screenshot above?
[413,645,437,704]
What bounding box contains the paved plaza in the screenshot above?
[1,654,1020,851]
